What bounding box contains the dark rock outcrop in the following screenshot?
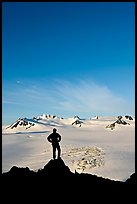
[72,120,83,127]
[125,115,133,120]
[2,158,135,185]
[115,119,129,125]
[6,118,35,129]
[125,173,136,184]
[2,158,136,196]
[106,123,116,130]
[106,115,131,130]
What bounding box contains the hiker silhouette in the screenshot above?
[47,128,61,159]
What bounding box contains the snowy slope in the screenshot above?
[3,114,134,134]
[2,114,135,181]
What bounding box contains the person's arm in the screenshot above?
[57,134,61,142]
[47,134,52,142]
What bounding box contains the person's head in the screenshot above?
[53,128,57,133]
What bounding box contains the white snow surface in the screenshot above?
[2,115,135,181]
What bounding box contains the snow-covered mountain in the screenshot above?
[6,118,35,130]
[33,114,59,120]
[2,114,135,180]
[2,114,134,134]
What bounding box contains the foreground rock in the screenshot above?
[2,158,135,185]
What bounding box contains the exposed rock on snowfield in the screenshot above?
[106,123,116,130]
[4,114,134,133]
[74,115,80,120]
[125,115,133,120]
[62,146,105,173]
[115,116,130,125]
[72,119,83,127]
[6,118,35,130]
[106,115,132,130]
[117,115,123,120]
[36,114,59,120]
[3,114,134,135]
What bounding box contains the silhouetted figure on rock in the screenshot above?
[47,128,61,159]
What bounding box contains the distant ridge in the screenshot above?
[3,114,134,133]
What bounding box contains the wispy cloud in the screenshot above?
[3,79,134,117]
[52,79,134,116]
[2,100,23,105]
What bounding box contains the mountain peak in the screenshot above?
[35,114,58,120]
[6,118,35,130]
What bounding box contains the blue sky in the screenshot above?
[2,2,135,125]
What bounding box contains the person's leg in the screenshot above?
[57,144,61,159]
[52,145,56,159]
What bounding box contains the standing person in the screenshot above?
[47,128,61,160]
